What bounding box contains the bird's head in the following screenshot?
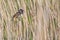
[18,9,24,14]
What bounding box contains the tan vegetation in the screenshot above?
[0,0,60,40]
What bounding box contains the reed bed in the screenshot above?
[0,0,60,40]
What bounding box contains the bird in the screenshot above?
[11,9,24,21]
[12,9,24,19]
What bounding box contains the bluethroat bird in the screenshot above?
[12,9,24,21]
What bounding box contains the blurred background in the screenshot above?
[0,0,60,40]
